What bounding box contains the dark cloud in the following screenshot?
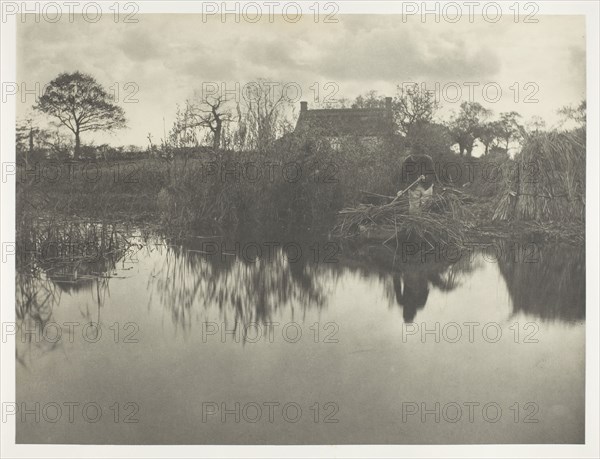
[119,28,168,62]
[317,24,501,82]
[243,38,303,70]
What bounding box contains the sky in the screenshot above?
[16,13,586,149]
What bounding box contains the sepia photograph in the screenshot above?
[1,1,598,457]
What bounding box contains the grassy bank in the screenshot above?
[17,136,400,232]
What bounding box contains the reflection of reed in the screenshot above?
[15,217,134,364]
[15,273,64,367]
[17,218,131,291]
[497,243,585,321]
[16,273,60,329]
[147,237,339,335]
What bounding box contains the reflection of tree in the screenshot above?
[151,233,476,332]
[147,235,338,336]
[17,214,585,364]
[338,241,480,322]
[497,243,584,321]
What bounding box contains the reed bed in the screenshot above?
[16,216,135,284]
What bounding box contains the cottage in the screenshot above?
[294,97,395,151]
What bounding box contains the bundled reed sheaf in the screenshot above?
[334,188,473,247]
[493,129,585,223]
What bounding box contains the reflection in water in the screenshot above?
[393,272,429,322]
[392,262,480,323]
[147,235,337,335]
[15,274,62,367]
[145,235,491,332]
[14,221,586,444]
[15,219,136,364]
[336,242,480,322]
[497,242,585,321]
[16,221,586,342]
[13,218,585,375]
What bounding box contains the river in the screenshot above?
[15,224,585,444]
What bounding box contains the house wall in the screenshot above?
[326,136,385,152]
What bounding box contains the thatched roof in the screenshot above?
[295,100,394,138]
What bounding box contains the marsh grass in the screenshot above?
[17,135,403,233]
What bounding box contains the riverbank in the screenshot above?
[16,128,585,247]
[17,186,584,251]
[335,190,584,247]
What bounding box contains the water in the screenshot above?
[15,225,585,444]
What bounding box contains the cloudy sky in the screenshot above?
[17,14,585,147]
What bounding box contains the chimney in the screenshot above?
[300,101,308,112]
[385,97,392,111]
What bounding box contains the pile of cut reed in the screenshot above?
[334,188,473,247]
[493,129,585,223]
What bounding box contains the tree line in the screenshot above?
[17,71,586,162]
[345,86,584,157]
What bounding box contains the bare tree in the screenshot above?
[317,97,351,109]
[167,101,202,149]
[352,90,385,109]
[241,80,292,151]
[16,118,36,166]
[195,95,233,150]
[232,102,248,150]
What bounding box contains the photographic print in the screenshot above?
[1,1,598,457]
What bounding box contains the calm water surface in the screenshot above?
[16,225,585,444]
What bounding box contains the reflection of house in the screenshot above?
[294,98,395,151]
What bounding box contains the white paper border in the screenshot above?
[1,1,598,457]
